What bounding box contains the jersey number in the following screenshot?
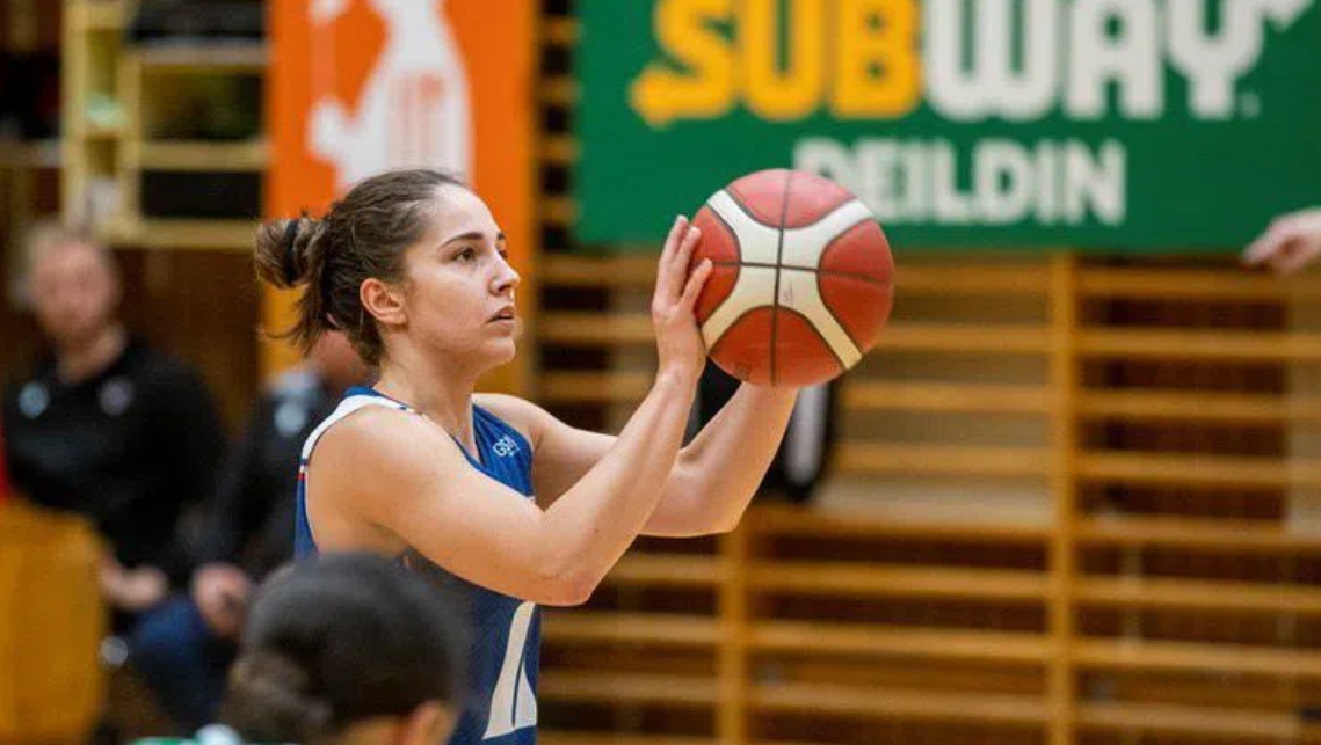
[483,601,538,739]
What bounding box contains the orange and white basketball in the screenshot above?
[691,169,895,387]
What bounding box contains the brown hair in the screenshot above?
[254,168,467,366]
[220,554,466,745]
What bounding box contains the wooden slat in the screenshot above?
[542,16,579,45]
[536,258,1047,294]
[750,504,1049,543]
[542,135,577,165]
[1075,638,1321,678]
[751,622,1049,664]
[81,0,126,31]
[880,324,1051,354]
[1077,576,1321,615]
[606,555,726,587]
[896,263,1051,294]
[1080,451,1321,488]
[541,255,655,286]
[538,313,1053,355]
[844,381,1051,414]
[544,75,576,106]
[1077,516,1321,553]
[539,371,651,403]
[750,562,1048,600]
[136,140,268,171]
[539,672,716,707]
[542,736,709,745]
[1081,389,1321,423]
[1080,267,1321,301]
[76,125,122,141]
[836,443,1050,478]
[543,613,718,647]
[102,218,256,250]
[543,196,576,227]
[132,44,267,72]
[540,315,1052,353]
[752,682,1046,725]
[539,313,652,345]
[1080,329,1321,361]
[1078,701,1304,739]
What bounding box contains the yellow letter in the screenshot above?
[833,0,921,118]
[630,0,736,127]
[743,0,825,121]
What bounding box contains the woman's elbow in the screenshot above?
[533,562,602,607]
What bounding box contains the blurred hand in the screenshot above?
[1243,208,1321,274]
[103,565,168,612]
[652,215,713,387]
[191,563,252,638]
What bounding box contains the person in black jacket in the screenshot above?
[127,330,366,731]
[1,222,224,628]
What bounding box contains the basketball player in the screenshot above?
[1244,207,1321,273]
[132,553,466,745]
[253,169,800,744]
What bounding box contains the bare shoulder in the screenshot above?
[473,393,554,448]
[313,404,466,489]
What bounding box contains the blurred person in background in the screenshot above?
[128,330,367,732]
[1244,207,1321,273]
[130,553,465,745]
[0,221,225,634]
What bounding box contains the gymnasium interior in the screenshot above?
[2,1,1321,744]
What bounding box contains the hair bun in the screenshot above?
[222,650,334,743]
[279,219,307,286]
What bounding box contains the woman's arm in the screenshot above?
[309,216,712,606]
[524,382,797,538]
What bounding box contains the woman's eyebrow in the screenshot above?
[441,231,506,247]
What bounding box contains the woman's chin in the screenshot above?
[481,337,518,367]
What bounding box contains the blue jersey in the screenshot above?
[295,386,539,744]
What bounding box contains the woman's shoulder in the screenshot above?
[472,393,550,449]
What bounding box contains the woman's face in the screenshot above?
[394,185,521,371]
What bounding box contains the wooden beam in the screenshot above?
[750,562,1049,600]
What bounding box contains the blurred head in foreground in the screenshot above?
[220,553,466,745]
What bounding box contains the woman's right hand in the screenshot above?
[652,215,713,386]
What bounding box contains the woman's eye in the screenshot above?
[456,247,477,262]
[498,247,510,261]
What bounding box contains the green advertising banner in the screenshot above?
[575,0,1321,252]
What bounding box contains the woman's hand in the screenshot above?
[652,215,713,387]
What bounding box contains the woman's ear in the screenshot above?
[361,277,407,328]
[399,701,454,745]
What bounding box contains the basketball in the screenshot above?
[690,169,895,387]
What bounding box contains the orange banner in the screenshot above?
[264,0,535,394]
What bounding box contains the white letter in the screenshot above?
[1167,0,1308,118]
[794,138,860,193]
[1064,140,1125,225]
[1067,0,1161,119]
[1034,140,1060,224]
[931,141,972,222]
[976,140,1034,224]
[856,140,903,222]
[901,141,929,221]
[925,0,1059,120]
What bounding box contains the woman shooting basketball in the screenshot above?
[254,169,799,744]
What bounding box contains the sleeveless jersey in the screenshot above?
[295,386,539,744]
